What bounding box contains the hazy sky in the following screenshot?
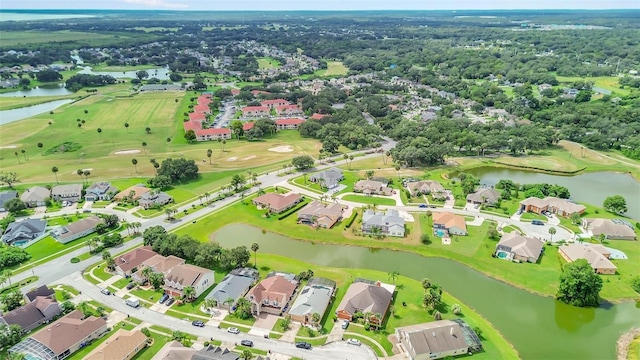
[4,0,639,10]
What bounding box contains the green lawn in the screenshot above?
[171,286,215,316]
[223,313,257,326]
[341,194,396,206]
[0,30,125,46]
[257,57,282,69]
[112,277,133,289]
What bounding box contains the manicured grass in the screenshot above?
[257,57,281,69]
[112,277,133,289]
[0,93,81,111]
[149,325,173,334]
[130,27,180,33]
[520,212,548,221]
[223,313,257,326]
[0,30,125,46]
[294,336,327,346]
[93,264,116,281]
[555,74,630,96]
[171,286,215,316]
[342,333,386,357]
[131,288,165,302]
[628,336,640,360]
[341,194,396,206]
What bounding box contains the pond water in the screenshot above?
[77,66,171,80]
[0,99,72,125]
[467,167,640,220]
[0,84,73,97]
[213,223,640,360]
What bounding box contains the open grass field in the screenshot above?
[342,194,397,206]
[0,30,125,47]
[555,74,630,96]
[257,57,282,69]
[320,61,349,76]
[0,93,82,111]
[130,27,179,32]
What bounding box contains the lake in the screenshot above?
[214,224,640,360]
[0,84,73,97]
[77,66,171,80]
[0,100,72,125]
[0,12,95,22]
[468,167,640,220]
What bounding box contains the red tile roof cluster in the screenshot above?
[231,89,240,95]
[242,106,270,113]
[196,128,231,136]
[276,104,302,113]
[243,122,255,131]
[310,113,328,120]
[184,94,220,138]
[261,98,289,106]
[275,118,305,126]
[194,104,210,113]
[251,90,271,96]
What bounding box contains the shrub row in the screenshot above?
[278,200,309,220]
[492,161,587,175]
[344,211,359,229]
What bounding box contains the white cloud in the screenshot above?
[122,0,189,9]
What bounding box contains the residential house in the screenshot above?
[558,243,617,274]
[275,118,305,130]
[194,104,211,113]
[310,113,328,120]
[275,104,303,116]
[195,128,232,141]
[138,191,173,210]
[9,310,108,360]
[242,106,270,117]
[150,340,197,360]
[1,218,47,246]
[115,246,159,277]
[520,197,586,217]
[114,185,151,202]
[132,254,186,283]
[243,122,255,131]
[84,182,118,201]
[432,212,468,236]
[192,345,240,360]
[84,329,147,360]
[252,192,302,214]
[466,188,501,206]
[495,232,545,263]
[0,296,61,332]
[163,263,214,298]
[361,209,406,237]
[288,277,336,324]
[581,218,636,240]
[205,268,258,309]
[260,99,289,109]
[189,112,206,122]
[406,180,446,199]
[297,201,343,229]
[20,186,50,207]
[51,184,83,203]
[354,180,393,196]
[246,273,298,315]
[308,167,344,189]
[395,319,483,360]
[24,285,55,303]
[0,190,18,212]
[52,216,104,244]
[336,278,395,326]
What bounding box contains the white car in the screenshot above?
[227,327,240,334]
[346,338,361,346]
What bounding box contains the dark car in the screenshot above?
[165,298,175,306]
[240,340,253,347]
[295,342,311,349]
[126,282,136,290]
[192,320,205,327]
[532,220,545,226]
[159,293,169,304]
[418,204,427,209]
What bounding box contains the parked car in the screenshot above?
[516,209,523,215]
[346,338,361,346]
[295,342,311,349]
[100,288,111,295]
[227,327,240,334]
[341,320,349,330]
[159,293,169,304]
[418,204,427,209]
[165,298,175,306]
[532,220,545,226]
[126,282,136,290]
[192,320,205,327]
[240,340,253,347]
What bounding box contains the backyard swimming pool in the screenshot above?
[434,229,445,237]
[496,251,508,259]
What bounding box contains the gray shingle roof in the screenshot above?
[0,190,18,209]
[206,274,254,305]
[1,218,47,245]
[288,278,336,318]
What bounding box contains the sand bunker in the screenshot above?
[70,168,93,175]
[227,157,238,162]
[268,145,293,153]
[0,145,18,149]
[114,149,141,155]
[242,156,256,160]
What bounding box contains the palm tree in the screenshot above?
[83,170,90,183]
[14,151,21,164]
[251,172,258,186]
[21,149,27,161]
[165,208,174,220]
[145,126,151,134]
[365,170,375,179]
[124,122,130,132]
[421,278,432,293]
[141,267,153,281]
[123,220,131,236]
[548,227,557,242]
[77,169,84,183]
[142,142,147,155]
[131,158,138,173]
[452,304,462,315]
[221,139,227,152]
[51,166,59,183]
[394,164,401,179]
[388,270,400,285]
[433,310,442,320]
[133,222,142,235]
[384,150,391,165]
[241,349,253,360]
[3,270,13,287]
[251,242,259,267]
[37,142,43,155]
[311,312,321,327]
[97,128,102,138]
[182,286,196,302]
[206,149,213,165]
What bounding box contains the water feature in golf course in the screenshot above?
[214,224,640,360]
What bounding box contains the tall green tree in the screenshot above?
[557,259,603,307]
[603,195,627,215]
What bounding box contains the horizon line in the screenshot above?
[2,8,639,11]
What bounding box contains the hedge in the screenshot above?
[278,199,309,220]
[344,211,359,229]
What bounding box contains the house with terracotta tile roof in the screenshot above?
[520,197,586,218]
[310,113,328,120]
[114,185,151,202]
[194,104,211,113]
[189,112,207,122]
[243,122,255,131]
[242,106,270,117]
[260,99,289,109]
[246,274,298,315]
[432,212,467,236]
[275,104,303,116]
[252,192,302,214]
[0,296,61,332]
[84,329,147,360]
[132,254,186,283]
[163,263,214,298]
[275,118,305,130]
[558,243,617,274]
[9,310,108,360]
[297,201,343,229]
[495,232,544,263]
[115,246,159,276]
[196,128,232,141]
